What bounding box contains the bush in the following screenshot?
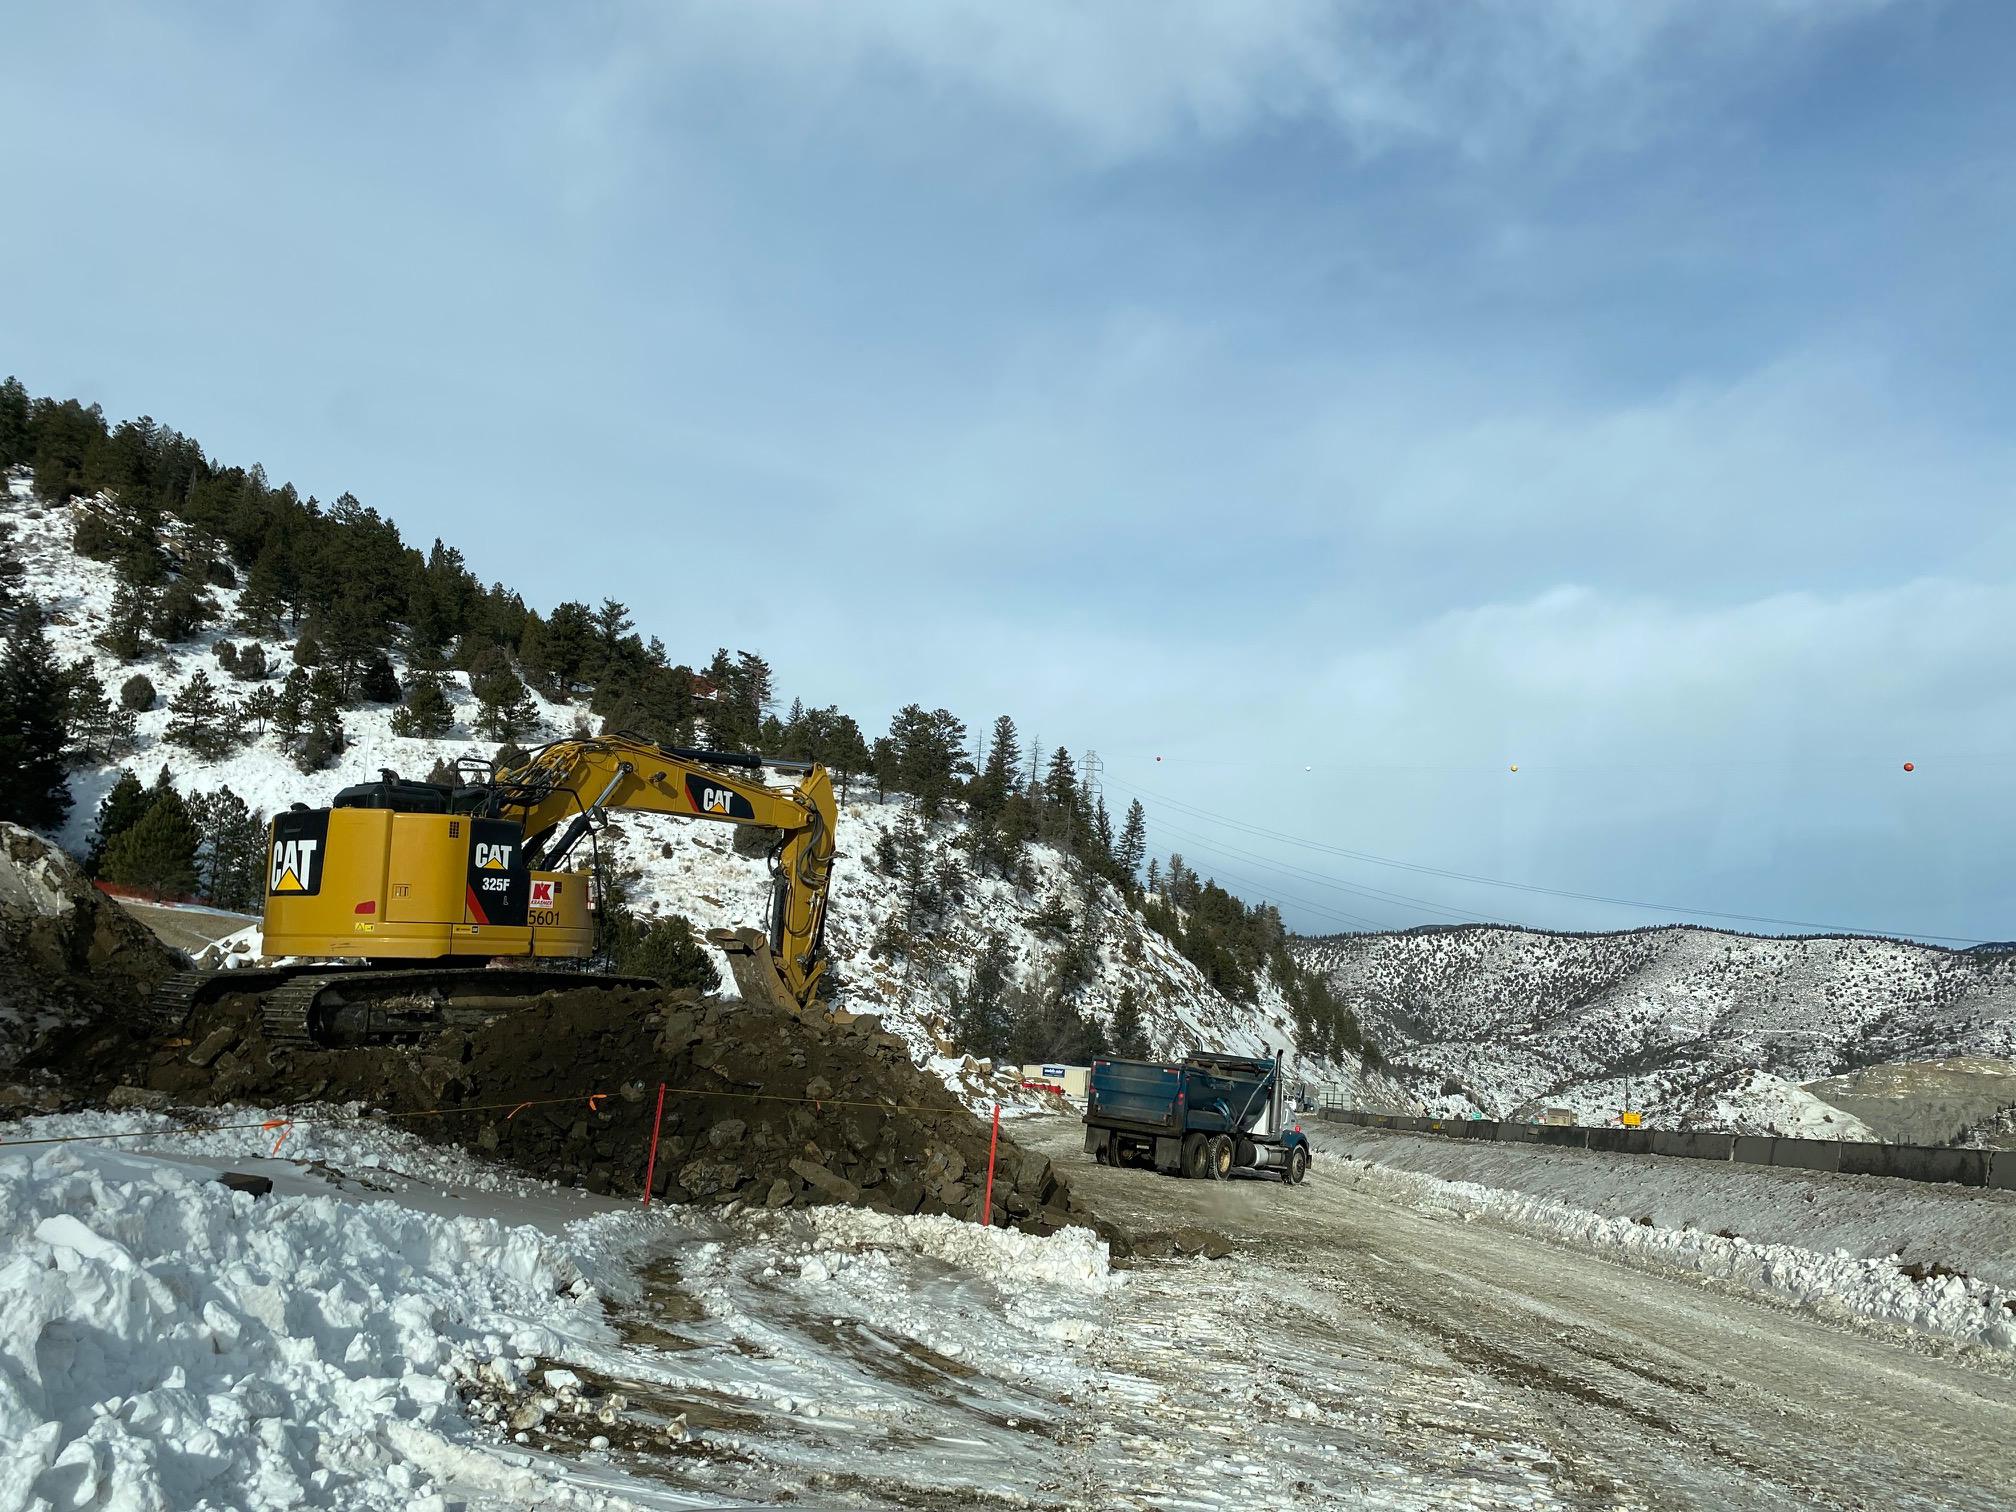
[119,674,156,711]
[205,559,236,589]
[235,643,268,681]
[213,640,239,672]
[611,913,721,994]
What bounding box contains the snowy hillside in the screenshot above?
[1297,924,2016,1131]
[602,802,1367,1092]
[5,473,1357,1091]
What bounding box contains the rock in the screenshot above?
[678,1156,748,1197]
[788,1158,861,1204]
[804,1076,833,1100]
[216,1172,273,1197]
[186,1040,236,1072]
[764,1178,793,1208]
[1170,1226,1235,1260]
[706,1118,748,1149]
[106,1085,170,1112]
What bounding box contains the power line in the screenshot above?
[1110,775,1985,946]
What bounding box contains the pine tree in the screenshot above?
[98,579,155,661]
[390,668,455,737]
[360,651,401,703]
[0,603,74,828]
[63,660,136,760]
[101,786,200,899]
[472,653,536,741]
[164,670,238,759]
[272,669,308,747]
[291,622,322,667]
[1145,857,1161,895]
[1117,799,1148,881]
[191,786,265,910]
[951,933,1016,1060]
[235,544,287,633]
[85,769,149,875]
[241,684,280,735]
[1110,985,1149,1059]
[975,715,1020,817]
[297,668,347,772]
[150,578,214,642]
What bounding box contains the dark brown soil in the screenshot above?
[36,980,1102,1241]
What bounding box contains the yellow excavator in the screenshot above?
[153,735,837,1045]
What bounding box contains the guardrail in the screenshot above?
[1316,1107,2016,1191]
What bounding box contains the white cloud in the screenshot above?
[606,0,1905,163]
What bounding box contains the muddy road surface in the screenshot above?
[1015,1112,2016,1510]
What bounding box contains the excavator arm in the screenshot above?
[488,734,838,1012]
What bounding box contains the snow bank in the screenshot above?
[1328,1128,2016,1353]
[0,1140,624,1510]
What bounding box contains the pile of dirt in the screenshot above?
[0,822,182,1073]
[61,983,1098,1240]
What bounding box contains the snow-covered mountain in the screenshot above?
[6,472,1373,1094]
[1295,924,2016,1131]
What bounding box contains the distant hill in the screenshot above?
[1294,924,2016,1131]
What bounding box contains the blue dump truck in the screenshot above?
[1082,1049,1313,1183]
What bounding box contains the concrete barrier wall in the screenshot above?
[1325,1110,2002,1189]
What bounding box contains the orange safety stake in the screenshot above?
[261,1119,292,1156]
[641,1082,667,1208]
[506,1101,534,1120]
[586,1094,607,1115]
[978,1102,1000,1228]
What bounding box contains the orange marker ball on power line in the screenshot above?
[1903,761,1915,772]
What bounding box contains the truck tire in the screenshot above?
[1286,1144,1310,1185]
[1180,1132,1209,1179]
[1234,1136,1257,1170]
[1206,1134,1233,1180]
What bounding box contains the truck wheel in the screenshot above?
[1180,1132,1208,1179]
[1234,1137,1257,1170]
[1206,1134,1233,1180]
[1094,1139,1110,1166]
[1286,1145,1310,1185]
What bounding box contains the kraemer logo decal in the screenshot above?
[530,880,555,907]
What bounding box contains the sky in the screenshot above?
[3,1,2013,943]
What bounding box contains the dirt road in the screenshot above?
[111,897,252,956]
[1015,1112,2016,1510]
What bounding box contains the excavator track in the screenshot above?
[145,964,658,1048]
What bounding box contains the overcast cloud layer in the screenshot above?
[3,1,2011,941]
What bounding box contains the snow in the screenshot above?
[1324,1125,2016,1352]
[0,1105,1135,1510]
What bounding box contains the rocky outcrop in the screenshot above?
[0,823,182,1069]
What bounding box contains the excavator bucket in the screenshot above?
[707,926,807,1020]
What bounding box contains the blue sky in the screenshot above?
[4,1,2013,941]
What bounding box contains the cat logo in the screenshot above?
[698,786,731,814]
[473,842,514,871]
[270,838,319,893]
